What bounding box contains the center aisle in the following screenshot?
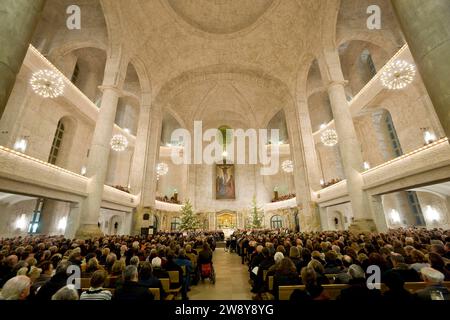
[189,249,253,300]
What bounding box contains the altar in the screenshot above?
[222,228,236,239]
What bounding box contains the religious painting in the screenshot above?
[215,164,235,199]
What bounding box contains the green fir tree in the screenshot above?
[248,196,264,229]
[179,199,200,231]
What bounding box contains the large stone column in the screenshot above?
[129,94,152,195]
[75,56,126,238]
[391,0,450,138]
[131,104,162,235]
[285,106,320,231]
[297,99,322,191]
[319,50,377,233]
[0,0,46,118]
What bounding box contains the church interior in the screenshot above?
[0,0,449,302]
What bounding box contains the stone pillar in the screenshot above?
[0,0,46,118]
[391,0,450,138]
[131,104,162,235]
[285,106,320,231]
[75,56,126,238]
[65,203,81,239]
[369,195,388,232]
[319,206,329,231]
[129,95,151,195]
[319,50,377,233]
[297,99,322,191]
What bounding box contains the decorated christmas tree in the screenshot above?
[179,199,200,231]
[248,196,264,229]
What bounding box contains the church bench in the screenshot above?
[278,282,450,300]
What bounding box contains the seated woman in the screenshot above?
[307,259,330,285]
[138,262,165,298]
[198,242,213,266]
[272,258,301,300]
[80,270,112,300]
[290,267,329,301]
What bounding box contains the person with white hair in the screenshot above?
[113,266,153,301]
[0,275,31,300]
[337,264,382,301]
[415,267,449,300]
[151,257,169,279]
[51,285,79,300]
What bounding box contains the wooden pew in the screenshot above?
[149,288,160,300]
[279,281,450,300]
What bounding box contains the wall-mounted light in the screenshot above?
[13,138,28,153]
[15,214,27,230]
[320,123,327,130]
[363,161,371,170]
[57,216,67,231]
[423,130,436,145]
[390,209,401,223]
[80,166,87,176]
[320,179,325,186]
[123,128,130,134]
[425,205,440,222]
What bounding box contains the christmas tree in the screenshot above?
[248,196,264,229]
[179,199,200,231]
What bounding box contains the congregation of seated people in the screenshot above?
[231,227,450,301]
[0,232,217,301]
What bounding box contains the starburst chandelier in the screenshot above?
[156,162,169,180]
[30,69,65,98]
[321,129,338,146]
[110,134,128,152]
[381,60,416,90]
[281,160,293,173]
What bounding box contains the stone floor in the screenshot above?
[189,249,253,300]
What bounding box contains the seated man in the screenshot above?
[415,267,449,300]
[385,253,421,283]
[114,265,153,301]
[336,264,381,301]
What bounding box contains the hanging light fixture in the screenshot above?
[110,134,128,152]
[156,162,169,180]
[30,69,65,98]
[381,60,416,90]
[321,129,338,146]
[281,160,293,173]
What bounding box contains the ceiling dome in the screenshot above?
[167,0,275,34]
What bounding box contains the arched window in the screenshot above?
[385,112,403,157]
[171,217,181,231]
[48,120,65,165]
[270,215,283,229]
